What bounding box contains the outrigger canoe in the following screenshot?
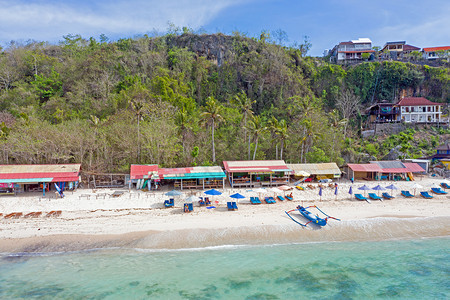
[285,205,340,227]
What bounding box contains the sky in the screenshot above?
[0,0,449,56]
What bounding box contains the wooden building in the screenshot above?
[223,160,291,188]
[288,163,341,180]
[0,164,81,195]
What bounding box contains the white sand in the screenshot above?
[0,177,448,243]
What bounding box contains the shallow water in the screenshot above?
[0,237,448,299]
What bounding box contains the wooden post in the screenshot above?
[181,179,183,191]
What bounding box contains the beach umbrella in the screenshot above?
[334,185,338,200]
[358,185,371,196]
[372,184,385,197]
[185,195,199,203]
[319,186,323,201]
[410,183,423,196]
[165,190,183,197]
[204,189,222,196]
[349,186,353,199]
[230,192,245,204]
[385,184,398,190]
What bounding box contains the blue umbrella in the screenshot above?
[372,184,386,197]
[358,184,371,196]
[319,186,322,201]
[204,189,222,196]
[230,193,245,199]
[385,184,398,190]
[165,190,182,197]
[349,186,353,197]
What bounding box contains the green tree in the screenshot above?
[231,90,255,159]
[200,97,224,163]
[247,115,266,160]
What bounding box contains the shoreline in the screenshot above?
[0,178,449,253]
[1,216,449,254]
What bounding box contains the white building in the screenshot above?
[397,97,443,123]
[422,46,450,60]
[329,38,374,63]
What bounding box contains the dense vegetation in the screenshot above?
[0,32,449,173]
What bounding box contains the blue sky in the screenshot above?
[0,0,449,56]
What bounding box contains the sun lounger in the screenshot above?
[420,191,433,199]
[285,195,293,201]
[264,197,276,204]
[382,192,394,200]
[431,188,448,195]
[227,202,238,211]
[401,191,414,198]
[164,199,174,208]
[368,193,382,200]
[355,194,368,201]
[277,196,285,201]
[205,197,211,205]
[295,186,304,190]
[183,203,193,213]
[250,197,262,204]
[440,182,450,189]
[198,198,206,206]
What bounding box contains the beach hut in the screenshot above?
[0,164,81,196]
[287,163,341,181]
[222,160,291,188]
[130,164,159,190]
[158,166,226,190]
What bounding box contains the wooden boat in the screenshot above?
[285,205,340,227]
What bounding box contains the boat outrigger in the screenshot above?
[285,205,340,227]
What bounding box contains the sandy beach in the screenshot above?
[0,177,449,253]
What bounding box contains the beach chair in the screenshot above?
[183,203,193,213]
[250,197,261,205]
[164,199,174,208]
[420,191,433,199]
[264,197,275,204]
[368,193,382,200]
[198,197,206,206]
[227,202,238,211]
[285,194,293,201]
[440,182,450,189]
[382,192,394,200]
[401,191,414,198]
[277,195,286,201]
[355,194,368,201]
[295,186,304,190]
[205,197,211,205]
[431,188,448,195]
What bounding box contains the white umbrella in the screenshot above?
[410,183,423,196]
[185,195,199,203]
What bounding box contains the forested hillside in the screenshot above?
[0,33,449,173]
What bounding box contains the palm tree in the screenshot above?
[174,107,192,155]
[200,96,224,163]
[247,115,266,160]
[231,91,255,160]
[267,116,280,159]
[276,119,288,160]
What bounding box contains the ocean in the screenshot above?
[0,234,448,299]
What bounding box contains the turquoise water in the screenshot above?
[0,238,448,299]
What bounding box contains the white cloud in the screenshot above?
[0,0,245,42]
